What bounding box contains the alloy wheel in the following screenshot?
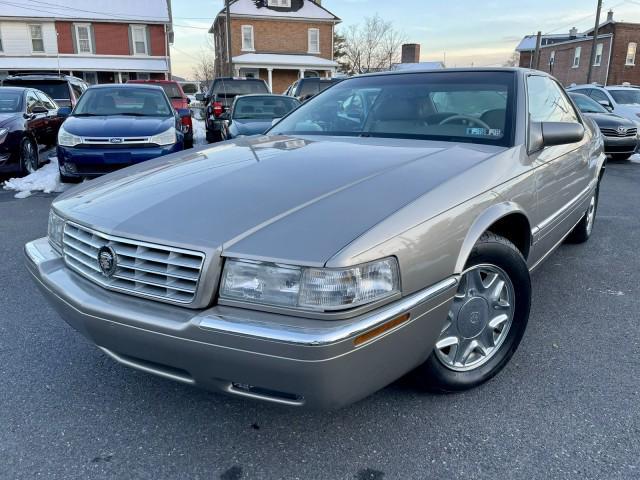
[585,195,596,236]
[435,264,515,372]
[22,140,38,174]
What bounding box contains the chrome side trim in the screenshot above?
[224,384,305,407]
[80,136,152,145]
[199,277,458,346]
[97,346,195,385]
[532,179,597,238]
[530,215,584,272]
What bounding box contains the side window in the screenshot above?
[527,76,580,123]
[298,79,318,99]
[35,91,57,110]
[571,88,592,97]
[71,83,84,101]
[26,91,42,113]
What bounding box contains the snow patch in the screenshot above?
[2,157,69,199]
[192,114,207,146]
[631,153,640,164]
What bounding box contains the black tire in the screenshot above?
[609,153,632,161]
[413,232,531,393]
[206,129,221,143]
[566,186,599,244]
[19,137,39,175]
[184,135,194,149]
[58,167,81,184]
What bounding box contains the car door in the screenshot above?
[527,75,593,257]
[25,90,47,146]
[34,90,60,144]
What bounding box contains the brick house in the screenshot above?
[0,0,173,84]
[516,10,639,86]
[210,0,341,93]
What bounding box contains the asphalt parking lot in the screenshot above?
[1,158,639,480]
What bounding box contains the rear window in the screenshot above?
[159,83,184,99]
[212,80,268,96]
[4,80,70,100]
[609,89,640,105]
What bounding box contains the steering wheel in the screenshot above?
[439,115,491,130]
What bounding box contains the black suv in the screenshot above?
[196,77,270,142]
[284,77,342,102]
[2,73,88,108]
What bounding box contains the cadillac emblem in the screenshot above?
[97,246,117,277]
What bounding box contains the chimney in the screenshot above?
[607,10,614,22]
[401,44,421,64]
[569,27,578,38]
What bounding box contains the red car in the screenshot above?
[128,79,193,148]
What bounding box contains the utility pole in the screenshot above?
[225,0,233,77]
[533,31,542,70]
[587,0,603,84]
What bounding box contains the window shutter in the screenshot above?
[145,26,151,55]
[90,25,96,54]
[128,25,134,55]
[71,24,77,54]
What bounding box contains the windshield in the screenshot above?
[0,91,22,113]
[570,93,608,113]
[73,87,173,117]
[233,96,300,120]
[270,71,515,146]
[4,80,69,100]
[609,89,640,105]
[212,80,268,96]
[159,83,184,99]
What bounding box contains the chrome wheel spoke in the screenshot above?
[466,268,485,294]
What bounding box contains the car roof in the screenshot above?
[87,83,164,91]
[4,74,83,82]
[128,79,178,85]
[0,86,28,93]
[354,66,527,79]
[235,94,297,99]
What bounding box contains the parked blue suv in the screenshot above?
[57,84,185,181]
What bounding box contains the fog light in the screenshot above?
[64,162,77,174]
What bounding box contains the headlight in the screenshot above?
[0,128,8,144]
[220,257,400,311]
[47,210,65,252]
[150,127,177,146]
[58,126,82,147]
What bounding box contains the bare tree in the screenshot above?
[191,43,216,92]
[341,15,406,74]
[503,51,520,67]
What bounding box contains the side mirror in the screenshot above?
[31,105,48,114]
[598,100,612,110]
[57,106,72,118]
[271,117,282,126]
[530,121,585,152]
[195,93,205,102]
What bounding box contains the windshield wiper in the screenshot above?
[73,113,99,117]
[118,113,152,116]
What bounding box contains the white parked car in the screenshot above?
[568,84,640,128]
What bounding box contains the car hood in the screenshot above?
[0,112,21,128]
[230,119,272,136]
[53,135,507,266]
[583,112,636,127]
[62,115,174,137]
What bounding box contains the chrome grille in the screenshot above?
[63,222,205,304]
[600,127,637,138]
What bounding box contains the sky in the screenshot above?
[169,0,640,78]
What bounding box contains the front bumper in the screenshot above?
[25,237,456,409]
[57,143,183,178]
[602,135,638,155]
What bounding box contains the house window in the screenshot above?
[75,24,92,54]
[572,46,581,68]
[136,72,150,80]
[593,43,603,66]
[626,42,637,66]
[29,24,44,53]
[267,0,291,6]
[241,25,254,51]
[308,28,320,54]
[131,25,148,55]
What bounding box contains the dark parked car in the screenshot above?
[2,73,88,108]
[56,84,184,182]
[128,79,193,149]
[0,86,65,174]
[569,92,638,160]
[284,77,342,102]
[220,94,300,140]
[195,77,270,143]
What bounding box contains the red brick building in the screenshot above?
[516,11,639,86]
[210,0,341,93]
[0,0,173,84]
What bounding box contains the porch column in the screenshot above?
[299,68,306,79]
[234,67,241,77]
[117,72,123,83]
[267,68,273,92]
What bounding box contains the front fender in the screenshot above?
[454,200,531,273]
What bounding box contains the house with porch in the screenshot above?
[210,0,341,93]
